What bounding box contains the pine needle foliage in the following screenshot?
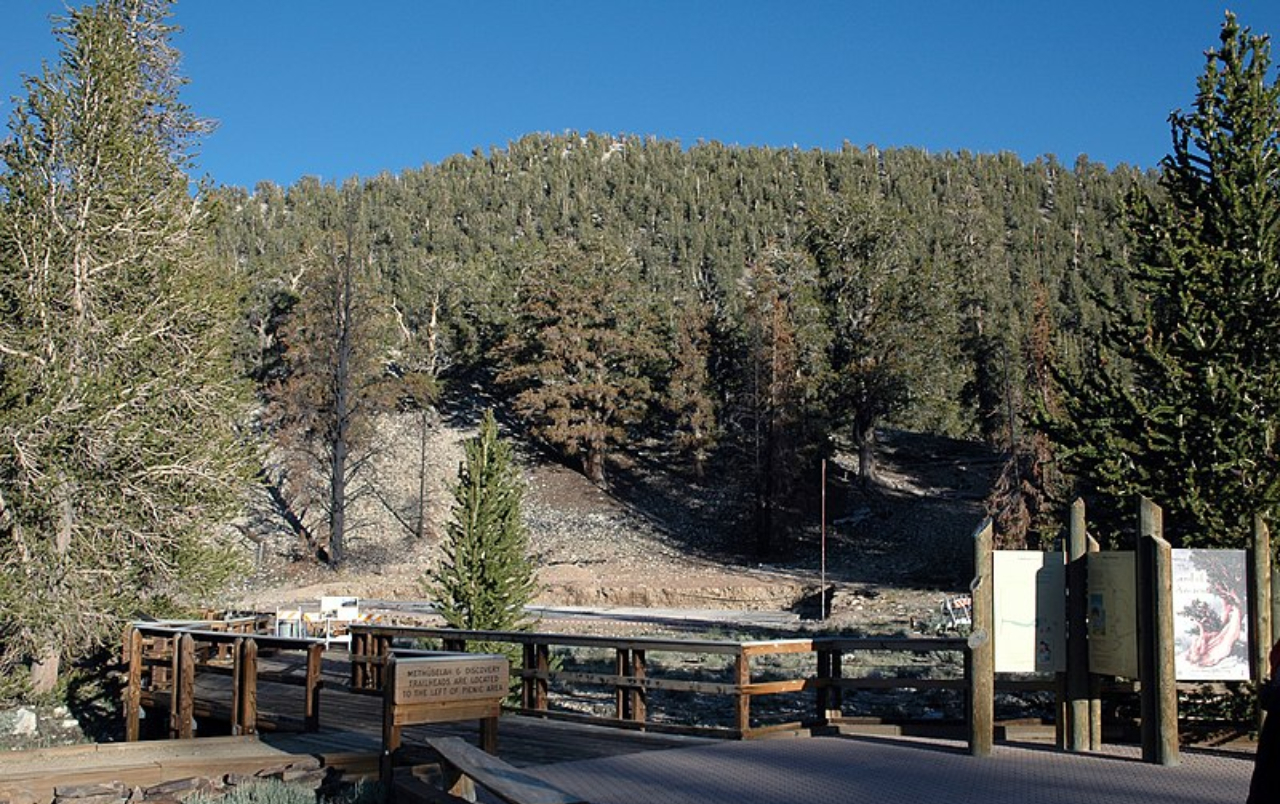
[0,0,252,692]
[429,410,535,633]
[1047,14,1280,547]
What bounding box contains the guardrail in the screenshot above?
[347,624,975,743]
[123,623,324,740]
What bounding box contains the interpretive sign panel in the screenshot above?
[1087,551,1138,678]
[1172,549,1249,681]
[393,654,509,706]
[993,551,1065,673]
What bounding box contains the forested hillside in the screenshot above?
[209,135,1148,556]
[6,2,1276,702]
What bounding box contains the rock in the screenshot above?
[54,783,126,799]
[142,777,217,801]
[0,786,40,804]
[7,709,37,737]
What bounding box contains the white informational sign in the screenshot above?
[320,596,360,621]
[993,551,1066,674]
[1172,549,1250,681]
[1087,552,1138,679]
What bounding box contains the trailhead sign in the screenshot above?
[992,551,1066,673]
[1172,549,1249,681]
[393,654,509,705]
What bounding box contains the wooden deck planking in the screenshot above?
[0,736,304,801]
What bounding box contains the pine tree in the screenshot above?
[497,237,665,485]
[0,0,252,691]
[429,410,535,632]
[266,190,394,568]
[1048,14,1280,547]
[666,302,719,478]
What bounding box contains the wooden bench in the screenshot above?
[423,737,585,804]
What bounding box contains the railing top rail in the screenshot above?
[130,623,320,650]
[348,623,746,654]
[348,624,971,656]
[820,636,970,652]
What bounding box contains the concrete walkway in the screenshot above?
[528,735,1256,804]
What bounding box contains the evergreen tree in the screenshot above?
[429,410,535,632]
[497,237,665,485]
[0,0,252,691]
[736,244,830,555]
[666,301,719,478]
[266,192,394,567]
[1048,15,1280,547]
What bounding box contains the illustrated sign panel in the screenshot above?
[1172,549,1249,681]
[1087,551,1138,679]
[993,551,1065,674]
[393,655,509,706]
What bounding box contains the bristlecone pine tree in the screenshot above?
[1048,14,1280,547]
[0,0,251,692]
[497,237,664,486]
[429,410,535,633]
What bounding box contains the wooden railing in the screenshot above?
[347,624,974,743]
[123,623,324,740]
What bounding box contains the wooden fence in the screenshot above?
[123,623,324,740]
[347,624,978,744]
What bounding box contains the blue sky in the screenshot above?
[2,1,1279,189]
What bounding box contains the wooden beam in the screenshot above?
[1137,497,1178,766]
[969,518,994,757]
[733,652,750,737]
[630,649,647,726]
[1250,514,1272,732]
[380,655,400,795]
[175,634,195,739]
[1065,498,1094,752]
[426,737,585,804]
[124,628,142,742]
[305,642,323,732]
[240,639,258,737]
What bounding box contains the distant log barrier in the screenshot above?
[347,624,979,746]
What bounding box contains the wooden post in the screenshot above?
[968,518,994,757]
[230,638,244,735]
[614,648,629,720]
[734,651,751,738]
[1087,534,1103,751]
[1137,497,1178,766]
[480,715,499,755]
[124,627,143,742]
[815,647,832,722]
[380,655,400,797]
[174,634,196,739]
[521,644,536,710]
[1250,515,1273,731]
[535,644,550,712]
[1065,498,1094,752]
[351,629,366,690]
[240,638,259,736]
[815,647,843,722]
[631,649,647,727]
[305,642,323,732]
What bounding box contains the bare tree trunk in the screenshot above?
[856,422,878,487]
[584,449,607,486]
[326,235,356,568]
[416,408,429,540]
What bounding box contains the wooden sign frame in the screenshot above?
[379,653,509,786]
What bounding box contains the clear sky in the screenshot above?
[2,1,1279,189]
